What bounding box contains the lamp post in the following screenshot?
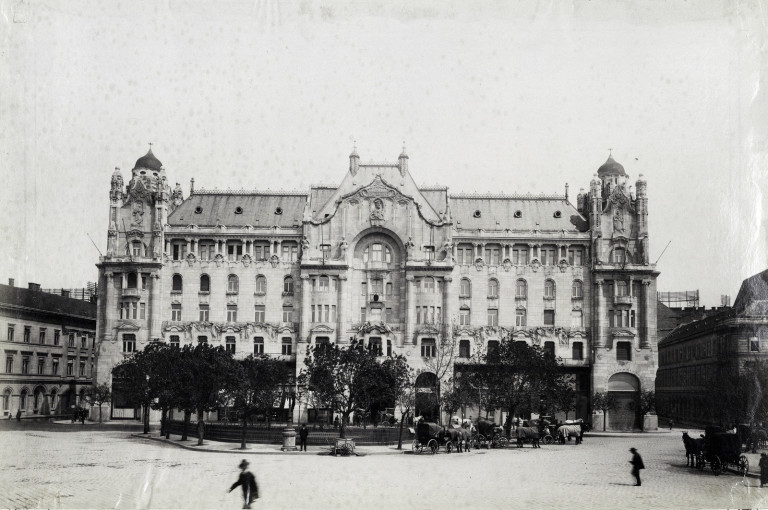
[143,374,150,434]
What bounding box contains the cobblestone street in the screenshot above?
[1,423,766,509]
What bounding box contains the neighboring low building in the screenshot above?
[656,271,768,427]
[0,279,97,418]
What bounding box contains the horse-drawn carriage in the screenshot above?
[472,419,509,449]
[412,420,441,454]
[693,427,749,476]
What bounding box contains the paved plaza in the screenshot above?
[0,422,767,510]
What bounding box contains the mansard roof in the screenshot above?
[168,191,307,228]
[450,194,588,232]
[733,268,768,315]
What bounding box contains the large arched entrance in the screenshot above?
[415,372,439,422]
[608,373,641,430]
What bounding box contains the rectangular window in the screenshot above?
[281,243,298,262]
[311,305,316,323]
[616,341,632,361]
[79,361,85,376]
[39,329,46,344]
[198,242,216,261]
[361,282,367,297]
[5,356,12,373]
[421,338,436,358]
[320,244,331,260]
[416,307,422,324]
[568,248,583,266]
[750,339,760,352]
[323,305,329,322]
[459,308,471,326]
[66,359,74,376]
[423,246,435,261]
[253,242,269,260]
[198,336,208,344]
[253,337,264,355]
[227,242,243,261]
[571,310,583,328]
[7,325,14,342]
[23,327,30,343]
[541,247,557,266]
[487,309,498,326]
[170,335,180,348]
[459,340,470,358]
[227,305,238,322]
[457,245,473,265]
[171,242,187,261]
[516,309,527,327]
[543,309,555,326]
[53,330,60,346]
[385,307,393,323]
[225,337,236,353]
[371,279,383,295]
[123,334,136,353]
[199,304,210,322]
[282,306,293,323]
[21,357,30,374]
[36,357,45,375]
[140,302,146,320]
[630,310,636,328]
[512,246,529,265]
[52,358,59,375]
[572,342,584,360]
[171,303,182,322]
[254,305,265,323]
[282,337,292,356]
[331,305,337,322]
[360,308,366,323]
[69,333,75,347]
[484,247,500,265]
[609,309,615,328]
[543,341,555,357]
[81,335,87,349]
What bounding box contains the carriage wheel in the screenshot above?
[711,455,722,476]
[543,434,554,445]
[446,441,453,454]
[737,455,749,475]
[428,439,438,455]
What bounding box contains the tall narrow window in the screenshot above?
[318,275,329,291]
[171,303,182,321]
[170,335,180,348]
[172,274,183,292]
[227,274,239,293]
[516,279,527,299]
[122,334,136,353]
[227,242,243,261]
[571,309,583,327]
[541,246,557,265]
[616,341,632,361]
[361,282,367,297]
[200,274,210,292]
[7,325,14,342]
[5,356,13,373]
[281,242,298,262]
[457,244,473,264]
[421,338,436,358]
[253,337,264,354]
[544,280,556,299]
[616,281,628,297]
[423,277,435,293]
[543,341,555,357]
[225,336,236,353]
[39,329,46,344]
[459,307,471,326]
[199,304,210,322]
[360,307,366,323]
[572,280,583,299]
[543,309,555,326]
[254,305,265,323]
[487,340,500,358]
[255,275,267,294]
[281,337,292,355]
[423,246,435,261]
[53,329,60,345]
[227,305,238,322]
[512,245,529,265]
[23,327,30,343]
[282,306,293,323]
[572,342,583,360]
[568,248,584,266]
[488,279,499,298]
[385,282,392,296]
[171,241,187,261]
[460,278,471,298]
[487,308,498,326]
[484,245,501,265]
[459,340,470,358]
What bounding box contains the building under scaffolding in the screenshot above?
[657,290,699,308]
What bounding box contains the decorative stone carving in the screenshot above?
[502,258,512,272]
[241,254,252,267]
[185,252,196,267]
[530,259,541,272]
[270,254,280,268]
[131,201,145,227]
[213,253,224,267]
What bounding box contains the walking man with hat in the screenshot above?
[229,459,259,509]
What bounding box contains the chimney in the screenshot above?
[8,278,14,287]
[28,282,41,292]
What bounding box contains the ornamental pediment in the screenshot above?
[115,321,141,331]
[611,329,635,337]
[310,325,335,333]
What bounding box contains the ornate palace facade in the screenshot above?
[95,147,659,430]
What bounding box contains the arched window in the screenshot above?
[544,279,556,299]
[20,389,27,412]
[228,274,239,293]
[460,278,471,298]
[515,279,527,299]
[572,280,583,299]
[200,274,210,292]
[255,275,267,294]
[283,276,294,294]
[488,278,499,298]
[126,273,138,289]
[3,389,10,413]
[172,274,182,292]
[49,388,57,413]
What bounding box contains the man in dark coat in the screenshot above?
[299,424,309,452]
[629,447,644,486]
[759,452,768,488]
[229,459,258,509]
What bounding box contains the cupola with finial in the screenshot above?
[349,142,359,176]
[398,142,408,176]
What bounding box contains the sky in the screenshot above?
[1,0,766,306]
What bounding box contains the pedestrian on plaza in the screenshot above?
[668,419,674,431]
[334,416,339,430]
[629,447,644,486]
[229,459,258,509]
[15,409,21,421]
[759,453,768,488]
[299,424,309,452]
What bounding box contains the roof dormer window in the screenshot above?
[234,206,243,214]
[473,210,481,218]
[275,207,283,215]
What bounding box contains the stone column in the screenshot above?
[149,272,161,341]
[104,271,115,340]
[276,240,283,260]
[338,274,349,343]
[405,275,416,346]
[640,280,651,349]
[443,276,453,340]
[300,275,311,343]
[593,280,603,349]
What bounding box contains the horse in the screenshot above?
[515,426,540,448]
[682,432,704,467]
[557,424,582,445]
[439,427,468,453]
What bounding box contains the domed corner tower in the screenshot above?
[95,146,171,396]
[587,153,659,431]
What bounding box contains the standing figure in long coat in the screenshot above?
[229,459,258,509]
